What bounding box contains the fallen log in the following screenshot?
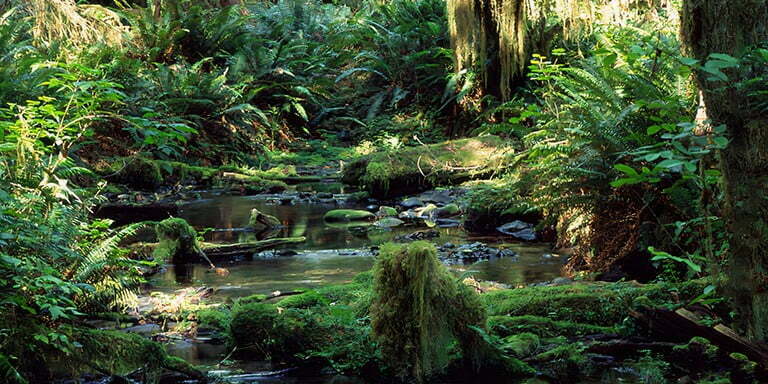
[631,307,768,367]
[201,237,306,259]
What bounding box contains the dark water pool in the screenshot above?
[145,195,564,299]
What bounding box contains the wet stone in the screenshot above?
[400,197,424,209]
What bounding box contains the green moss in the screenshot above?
[229,302,316,361]
[156,161,219,185]
[323,209,376,223]
[437,203,460,217]
[535,343,587,364]
[482,280,710,326]
[488,315,616,338]
[153,218,202,263]
[276,291,330,309]
[196,309,230,332]
[343,136,510,198]
[378,206,398,217]
[371,241,530,381]
[502,333,540,357]
[236,293,268,305]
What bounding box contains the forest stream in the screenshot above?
[131,180,563,383]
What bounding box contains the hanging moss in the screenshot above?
[370,241,531,382]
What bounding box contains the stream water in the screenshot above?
[143,187,565,382]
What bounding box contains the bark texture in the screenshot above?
[681,0,768,341]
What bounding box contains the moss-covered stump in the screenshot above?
[153,218,206,264]
[371,241,531,382]
[342,136,511,198]
[323,209,376,223]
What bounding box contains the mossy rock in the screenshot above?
[229,302,316,361]
[436,203,461,217]
[323,209,376,223]
[378,206,399,217]
[342,136,510,198]
[42,327,203,381]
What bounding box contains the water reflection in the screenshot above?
[146,195,566,300]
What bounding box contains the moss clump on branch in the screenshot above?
[342,136,510,198]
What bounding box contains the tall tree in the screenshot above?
[680,1,768,341]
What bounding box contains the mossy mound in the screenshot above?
[482,280,710,326]
[323,209,376,223]
[275,290,330,309]
[342,136,510,198]
[16,326,203,383]
[371,241,531,381]
[229,302,316,361]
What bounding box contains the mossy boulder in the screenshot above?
[229,302,317,361]
[323,209,376,223]
[342,136,510,198]
[436,203,461,217]
[196,308,231,332]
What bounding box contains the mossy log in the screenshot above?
[342,136,511,198]
[632,307,768,367]
[482,279,710,326]
[201,237,306,259]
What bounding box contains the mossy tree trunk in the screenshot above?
[681,0,768,341]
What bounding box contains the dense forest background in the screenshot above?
[1,0,768,383]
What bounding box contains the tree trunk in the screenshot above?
[681,0,768,341]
